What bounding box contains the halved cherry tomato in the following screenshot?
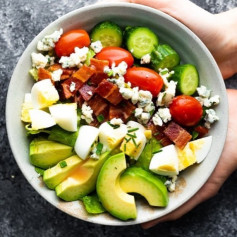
[124,67,163,97]
[55,30,90,57]
[169,95,203,127]
[96,47,134,67]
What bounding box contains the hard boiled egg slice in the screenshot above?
[29,109,56,130]
[49,103,77,132]
[195,136,212,163]
[21,93,33,122]
[149,145,179,177]
[99,122,127,151]
[126,121,145,133]
[31,79,59,109]
[74,126,99,160]
[127,121,152,139]
[120,130,146,160]
[177,136,212,171]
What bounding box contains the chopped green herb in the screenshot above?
[153,149,163,154]
[124,143,127,152]
[125,137,131,143]
[35,167,45,176]
[149,109,155,116]
[128,128,139,133]
[107,121,120,129]
[127,133,137,138]
[192,131,199,140]
[59,161,67,168]
[107,70,114,77]
[87,81,92,86]
[162,92,167,100]
[131,137,138,147]
[96,143,103,155]
[97,114,105,123]
[154,132,160,136]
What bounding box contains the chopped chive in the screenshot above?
[87,81,92,86]
[107,121,120,129]
[131,137,138,147]
[107,70,114,77]
[97,114,104,123]
[149,109,155,116]
[154,132,160,136]
[35,167,45,176]
[59,161,67,168]
[96,142,103,155]
[128,128,139,133]
[192,131,199,140]
[153,149,163,154]
[125,137,131,143]
[127,133,137,138]
[124,143,127,152]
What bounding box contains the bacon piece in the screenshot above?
[89,72,108,86]
[79,84,96,101]
[48,64,76,80]
[96,79,123,105]
[109,100,136,122]
[146,122,172,147]
[163,121,192,149]
[90,58,109,73]
[48,64,62,71]
[38,68,52,80]
[73,93,84,108]
[194,126,209,139]
[89,118,100,127]
[72,65,96,83]
[109,105,123,121]
[87,94,109,119]
[121,100,136,121]
[60,78,83,99]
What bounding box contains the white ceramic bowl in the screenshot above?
[6,3,228,225]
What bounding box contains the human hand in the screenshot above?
[100,0,237,79]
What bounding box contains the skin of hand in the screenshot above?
[102,0,237,79]
[142,89,237,228]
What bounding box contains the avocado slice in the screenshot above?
[43,155,83,189]
[96,153,136,221]
[120,167,169,207]
[30,138,74,169]
[55,152,110,201]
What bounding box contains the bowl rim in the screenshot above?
[6,2,228,226]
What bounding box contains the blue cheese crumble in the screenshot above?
[37,29,63,51]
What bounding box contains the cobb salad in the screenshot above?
[21,21,220,221]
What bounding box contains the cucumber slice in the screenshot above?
[151,44,180,70]
[171,64,199,96]
[90,21,123,47]
[124,26,159,59]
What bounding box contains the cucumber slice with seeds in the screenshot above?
[124,26,159,59]
[151,44,180,70]
[171,64,199,96]
[90,21,123,47]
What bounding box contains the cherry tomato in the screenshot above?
[55,30,90,57]
[169,95,203,127]
[96,47,134,67]
[124,67,163,97]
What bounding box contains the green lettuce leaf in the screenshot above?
[48,126,78,147]
[82,194,106,214]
